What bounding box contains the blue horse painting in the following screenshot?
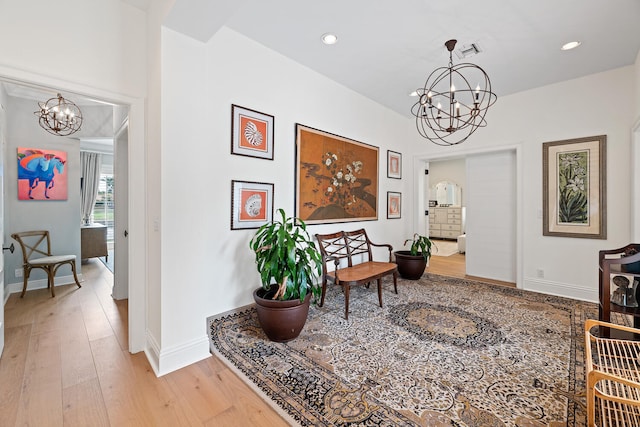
[17,149,68,200]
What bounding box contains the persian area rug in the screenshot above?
[208,273,602,426]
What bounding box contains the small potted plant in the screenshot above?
[249,208,322,342]
[394,233,436,280]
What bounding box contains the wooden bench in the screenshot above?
[315,229,397,319]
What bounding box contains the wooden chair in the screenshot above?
[585,319,640,426]
[315,229,397,319]
[11,230,81,297]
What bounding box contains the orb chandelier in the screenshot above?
[35,93,83,136]
[411,39,497,146]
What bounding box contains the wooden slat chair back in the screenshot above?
[345,230,375,263]
[315,229,397,319]
[11,230,81,297]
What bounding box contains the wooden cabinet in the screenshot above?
[598,244,640,329]
[429,207,465,239]
[81,223,108,260]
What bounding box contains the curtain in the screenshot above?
[80,151,103,225]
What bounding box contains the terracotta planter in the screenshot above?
[253,287,312,342]
[394,250,428,280]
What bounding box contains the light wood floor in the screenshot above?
[0,259,288,427]
[0,255,511,427]
[429,252,516,288]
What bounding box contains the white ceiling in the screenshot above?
[164,0,640,117]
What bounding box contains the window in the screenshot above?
[92,174,114,248]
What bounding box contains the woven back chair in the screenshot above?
[11,230,81,297]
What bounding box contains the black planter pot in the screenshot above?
[394,250,428,280]
[253,287,312,342]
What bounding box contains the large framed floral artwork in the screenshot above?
[230,180,274,230]
[542,135,606,239]
[295,124,378,224]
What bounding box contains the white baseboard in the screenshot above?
[145,330,211,377]
[144,330,161,375]
[6,274,84,295]
[523,276,598,303]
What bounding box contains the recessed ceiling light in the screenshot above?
[561,41,581,51]
[321,33,338,45]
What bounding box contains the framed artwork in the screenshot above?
[542,135,606,239]
[231,180,274,230]
[231,104,274,160]
[387,191,401,219]
[387,150,402,179]
[17,147,68,201]
[295,124,378,224]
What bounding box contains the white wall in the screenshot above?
[158,26,416,374]
[635,50,640,119]
[0,85,7,302]
[418,67,635,301]
[143,0,176,371]
[0,1,146,99]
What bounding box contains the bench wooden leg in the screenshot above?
[393,272,398,294]
[377,278,383,307]
[319,279,327,307]
[344,285,350,320]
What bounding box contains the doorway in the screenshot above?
[0,75,145,353]
[419,147,520,286]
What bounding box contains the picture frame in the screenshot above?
[295,124,378,224]
[230,180,274,230]
[231,104,274,160]
[387,191,401,219]
[18,147,69,201]
[387,150,402,179]
[542,135,606,239]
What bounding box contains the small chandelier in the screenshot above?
[35,93,83,136]
[411,39,497,146]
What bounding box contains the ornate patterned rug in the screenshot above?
[208,274,601,426]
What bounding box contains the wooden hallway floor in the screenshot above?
[0,259,287,427]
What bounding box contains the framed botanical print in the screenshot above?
[295,124,378,224]
[542,135,606,239]
[387,191,401,219]
[231,104,274,160]
[231,180,274,230]
[387,150,402,179]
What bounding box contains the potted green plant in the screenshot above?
[249,208,322,342]
[394,233,436,280]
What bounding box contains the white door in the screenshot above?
[0,103,6,356]
[424,163,430,237]
[112,120,129,300]
[465,150,517,282]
